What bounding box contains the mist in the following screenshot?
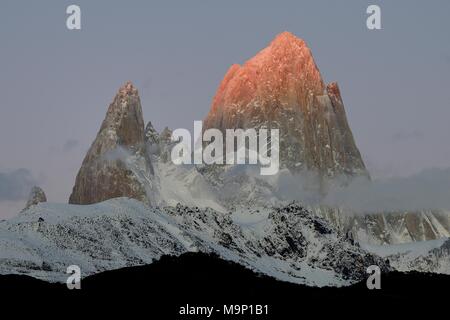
[0,169,37,202]
[321,167,450,212]
[245,166,450,213]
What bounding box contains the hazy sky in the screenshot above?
[1,0,449,217]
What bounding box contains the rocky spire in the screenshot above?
[145,121,159,145]
[69,81,151,205]
[23,186,47,211]
[203,31,369,179]
[159,127,173,144]
[145,126,174,163]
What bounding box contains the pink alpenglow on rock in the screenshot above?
[204,32,369,179]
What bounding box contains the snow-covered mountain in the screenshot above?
[2,31,449,286]
[311,207,450,245]
[147,156,450,250]
[361,238,450,275]
[0,199,389,286]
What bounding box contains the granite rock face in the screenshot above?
[203,32,368,179]
[144,121,159,145]
[23,186,47,210]
[69,82,151,205]
[144,122,175,163]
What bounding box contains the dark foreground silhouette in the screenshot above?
[0,252,447,318]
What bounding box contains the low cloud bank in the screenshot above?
[0,169,37,202]
[252,167,450,212]
[322,168,450,212]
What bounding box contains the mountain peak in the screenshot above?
[118,81,138,97]
[245,31,312,68]
[271,31,306,46]
[204,33,369,178]
[69,82,151,205]
[207,32,325,118]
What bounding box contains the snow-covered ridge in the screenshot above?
[155,158,450,247]
[310,206,450,245]
[362,238,450,275]
[0,198,389,286]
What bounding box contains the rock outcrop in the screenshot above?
[69,82,151,205]
[145,123,175,163]
[203,31,368,179]
[144,121,159,145]
[312,207,450,245]
[23,186,47,210]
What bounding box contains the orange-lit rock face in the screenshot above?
[204,32,369,178]
[208,32,324,119]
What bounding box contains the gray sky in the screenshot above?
[1,0,449,217]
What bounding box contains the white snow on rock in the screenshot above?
[0,199,389,286]
[362,238,450,275]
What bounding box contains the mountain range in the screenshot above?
[1,32,449,286]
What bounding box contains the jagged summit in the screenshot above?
[99,81,144,148]
[245,31,310,66]
[272,31,305,42]
[68,33,367,207]
[118,81,138,96]
[69,81,151,205]
[204,32,368,179]
[246,31,316,70]
[145,121,159,144]
[209,32,323,116]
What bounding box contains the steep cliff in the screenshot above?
[69,82,151,205]
[204,32,368,178]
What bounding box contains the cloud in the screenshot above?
[0,201,25,220]
[221,166,450,213]
[391,130,424,142]
[322,167,450,212]
[0,169,38,202]
[48,139,80,154]
[62,139,79,153]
